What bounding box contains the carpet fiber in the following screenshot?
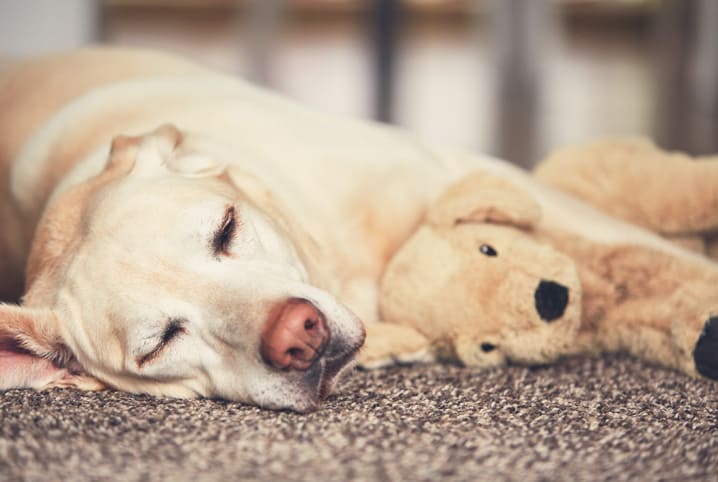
[1,354,717,481]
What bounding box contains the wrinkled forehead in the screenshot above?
[88,175,234,241]
[99,174,234,215]
[59,176,231,321]
[55,176,236,306]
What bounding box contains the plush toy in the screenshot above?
[535,139,718,259]
[359,139,718,381]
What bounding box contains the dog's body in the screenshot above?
[0,48,450,317]
[0,47,463,411]
[0,48,712,411]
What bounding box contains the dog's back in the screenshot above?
[0,47,208,175]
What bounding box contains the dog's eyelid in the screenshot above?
[211,205,237,256]
[161,318,187,343]
[136,318,188,368]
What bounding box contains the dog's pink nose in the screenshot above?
[260,299,330,371]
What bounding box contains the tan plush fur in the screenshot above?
[535,139,718,253]
[361,140,718,381]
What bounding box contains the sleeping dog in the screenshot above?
[0,47,467,411]
[2,48,705,411]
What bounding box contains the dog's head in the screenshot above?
[380,171,582,367]
[0,125,365,412]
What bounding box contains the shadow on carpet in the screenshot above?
[1,353,716,482]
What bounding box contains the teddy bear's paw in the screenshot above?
[357,346,435,370]
[693,316,718,380]
[356,323,435,370]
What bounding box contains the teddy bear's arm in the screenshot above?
[357,322,435,369]
[535,139,718,236]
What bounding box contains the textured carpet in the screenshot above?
[1,354,717,482]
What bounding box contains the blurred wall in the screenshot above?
[0,0,715,167]
[0,0,100,57]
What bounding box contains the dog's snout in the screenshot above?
[534,279,569,322]
[261,299,330,371]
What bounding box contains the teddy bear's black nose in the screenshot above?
[534,279,569,322]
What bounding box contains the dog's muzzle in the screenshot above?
[259,297,365,411]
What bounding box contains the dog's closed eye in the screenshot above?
[212,206,237,256]
[137,318,187,367]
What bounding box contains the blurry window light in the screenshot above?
[103,0,661,12]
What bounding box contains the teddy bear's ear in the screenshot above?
[427,170,542,229]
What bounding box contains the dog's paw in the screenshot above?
[357,322,434,370]
[42,372,106,391]
[693,316,718,380]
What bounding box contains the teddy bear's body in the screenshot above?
[360,140,718,382]
[551,231,718,378]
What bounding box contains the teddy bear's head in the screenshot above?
[379,171,582,367]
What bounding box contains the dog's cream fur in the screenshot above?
[0,48,709,411]
[0,47,455,411]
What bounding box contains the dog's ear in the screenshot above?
[25,133,149,288]
[121,124,227,179]
[0,304,103,391]
[427,170,542,229]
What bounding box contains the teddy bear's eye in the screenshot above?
[480,342,496,352]
[479,244,498,257]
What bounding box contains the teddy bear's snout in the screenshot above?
[534,280,569,322]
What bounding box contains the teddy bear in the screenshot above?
[359,139,718,382]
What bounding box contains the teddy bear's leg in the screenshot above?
[692,316,718,379]
[535,139,718,237]
[584,291,718,380]
[670,302,718,380]
[357,322,435,369]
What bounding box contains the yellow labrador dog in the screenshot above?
[0,47,463,411]
[1,47,709,411]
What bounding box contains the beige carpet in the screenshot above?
[1,354,717,482]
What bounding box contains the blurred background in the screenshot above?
[0,0,716,167]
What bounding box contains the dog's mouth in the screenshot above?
[316,339,364,401]
[287,331,364,413]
